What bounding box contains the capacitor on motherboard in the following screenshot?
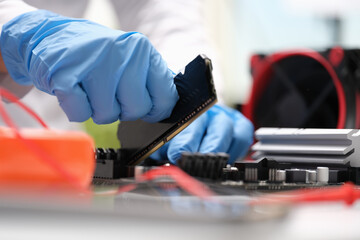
[275,170,286,182]
[317,167,329,184]
[307,170,317,183]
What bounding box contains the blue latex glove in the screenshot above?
[0,10,178,124]
[151,105,254,164]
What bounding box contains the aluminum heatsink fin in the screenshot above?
[252,128,360,167]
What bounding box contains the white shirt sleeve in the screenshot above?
[0,0,36,31]
[0,0,37,98]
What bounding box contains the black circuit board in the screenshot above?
[93,150,359,192]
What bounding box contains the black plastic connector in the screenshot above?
[94,148,133,179]
[234,158,270,182]
[177,152,229,180]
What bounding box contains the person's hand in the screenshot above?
[0,10,178,124]
[151,105,254,164]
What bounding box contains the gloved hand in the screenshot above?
[151,104,254,164]
[0,10,178,124]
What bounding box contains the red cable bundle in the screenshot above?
[0,87,95,191]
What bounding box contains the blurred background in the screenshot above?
[81,0,360,105]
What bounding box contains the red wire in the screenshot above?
[138,165,216,200]
[95,165,217,200]
[0,88,48,129]
[0,87,87,192]
[251,182,360,206]
[116,184,137,194]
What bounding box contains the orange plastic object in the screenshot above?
[0,126,95,189]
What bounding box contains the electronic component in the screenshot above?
[94,148,134,179]
[222,167,241,181]
[96,126,360,191]
[307,170,317,183]
[95,127,360,192]
[234,158,269,182]
[95,148,122,179]
[252,128,360,168]
[228,128,360,187]
[177,152,229,180]
[117,55,217,166]
[94,150,228,180]
[317,167,329,184]
[275,170,286,183]
[285,169,307,183]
